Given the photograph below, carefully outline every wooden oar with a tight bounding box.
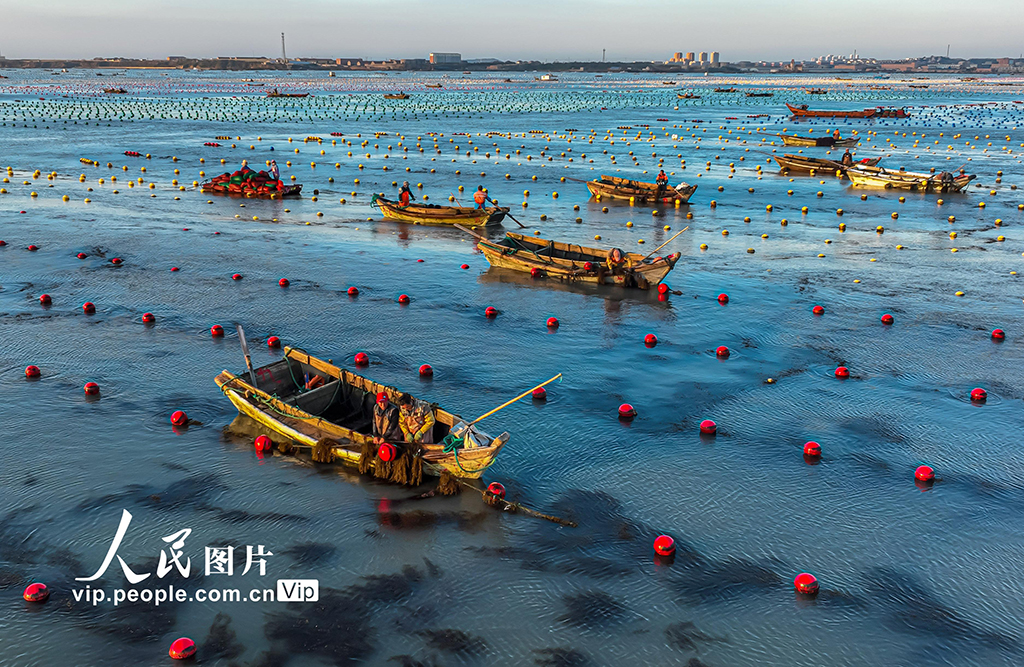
[486,196,527,228]
[453,223,489,242]
[465,374,562,428]
[235,324,258,387]
[639,226,688,262]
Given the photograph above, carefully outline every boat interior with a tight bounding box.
[496,234,606,262]
[243,358,454,442]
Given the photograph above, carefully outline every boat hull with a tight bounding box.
[846,167,974,192]
[373,195,508,226]
[786,103,876,118]
[586,176,697,204]
[477,232,680,289]
[215,348,507,479]
[773,154,881,174]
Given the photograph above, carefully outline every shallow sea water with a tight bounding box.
[1,70,1024,666]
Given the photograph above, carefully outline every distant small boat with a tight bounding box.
[383,93,410,99]
[425,83,443,88]
[786,103,875,118]
[103,88,127,94]
[780,133,860,148]
[806,88,828,94]
[714,87,738,93]
[774,154,881,174]
[586,174,697,204]
[266,89,309,98]
[371,194,508,227]
[746,91,774,97]
[539,74,559,81]
[677,92,701,99]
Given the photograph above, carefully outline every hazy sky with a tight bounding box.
[4,0,1023,62]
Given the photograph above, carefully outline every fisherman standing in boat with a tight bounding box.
[398,181,414,207]
[655,170,669,200]
[841,150,853,167]
[398,393,435,444]
[473,185,488,209]
[832,129,842,141]
[269,159,279,181]
[373,392,402,445]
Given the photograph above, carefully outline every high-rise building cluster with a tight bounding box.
[667,51,720,66]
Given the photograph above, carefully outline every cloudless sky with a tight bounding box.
[4,0,1023,62]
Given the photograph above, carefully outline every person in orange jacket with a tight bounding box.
[473,185,488,209]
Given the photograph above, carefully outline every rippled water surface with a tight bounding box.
[2,69,1024,666]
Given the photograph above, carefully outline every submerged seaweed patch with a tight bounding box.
[416,628,488,655]
[558,591,627,629]
[200,612,245,661]
[279,542,338,566]
[665,621,726,652]
[533,647,591,667]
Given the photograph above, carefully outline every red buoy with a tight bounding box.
[211,324,224,337]
[546,317,559,328]
[583,261,594,271]
[532,387,547,400]
[803,441,821,457]
[812,305,825,316]
[82,302,96,314]
[716,345,730,358]
[461,264,469,269]
[27,245,38,251]
[530,267,542,278]
[699,419,716,434]
[417,259,424,263]
[267,336,281,348]
[84,382,100,396]
[618,403,637,420]
[485,306,498,318]
[717,293,729,304]
[881,313,894,325]
[170,410,188,427]
[794,572,819,595]
[992,329,1006,340]
[835,366,849,378]
[76,252,87,259]
[486,482,506,499]
[915,465,935,482]
[278,278,290,287]
[168,637,197,660]
[24,365,41,378]
[653,534,676,557]
[419,364,433,377]
[231,273,242,280]
[171,266,180,272]
[657,283,669,294]
[970,387,987,402]
[111,257,123,265]
[644,333,658,348]
[254,435,271,452]
[398,294,410,304]
[378,442,396,462]
[347,286,359,296]
[23,583,49,603]
[39,294,51,305]
[354,352,369,366]
[139,312,155,324]
[0,240,6,246]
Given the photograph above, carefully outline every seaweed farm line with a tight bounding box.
[2,69,1024,666]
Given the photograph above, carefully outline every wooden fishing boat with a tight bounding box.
[845,166,975,192]
[383,93,410,99]
[586,175,697,204]
[806,88,828,94]
[780,134,860,148]
[773,154,881,174]
[786,103,876,118]
[677,93,701,99]
[371,194,509,226]
[875,107,910,118]
[466,229,682,289]
[103,88,127,94]
[714,88,738,93]
[746,92,774,97]
[266,90,309,98]
[425,83,443,88]
[216,347,508,479]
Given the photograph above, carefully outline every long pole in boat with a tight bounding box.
[236,324,258,387]
[639,226,688,262]
[465,374,562,428]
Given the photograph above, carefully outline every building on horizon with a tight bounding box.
[686,52,695,63]
[710,51,720,66]
[429,52,462,65]
[668,51,684,62]
[698,51,708,64]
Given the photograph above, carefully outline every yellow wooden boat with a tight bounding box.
[780,134,859,148]
[460,226,681,289]
[371,194,509,226]
[586,175,697,204]
[845,166,975,192]
[216,347,508,479]
[773,154,881,174]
